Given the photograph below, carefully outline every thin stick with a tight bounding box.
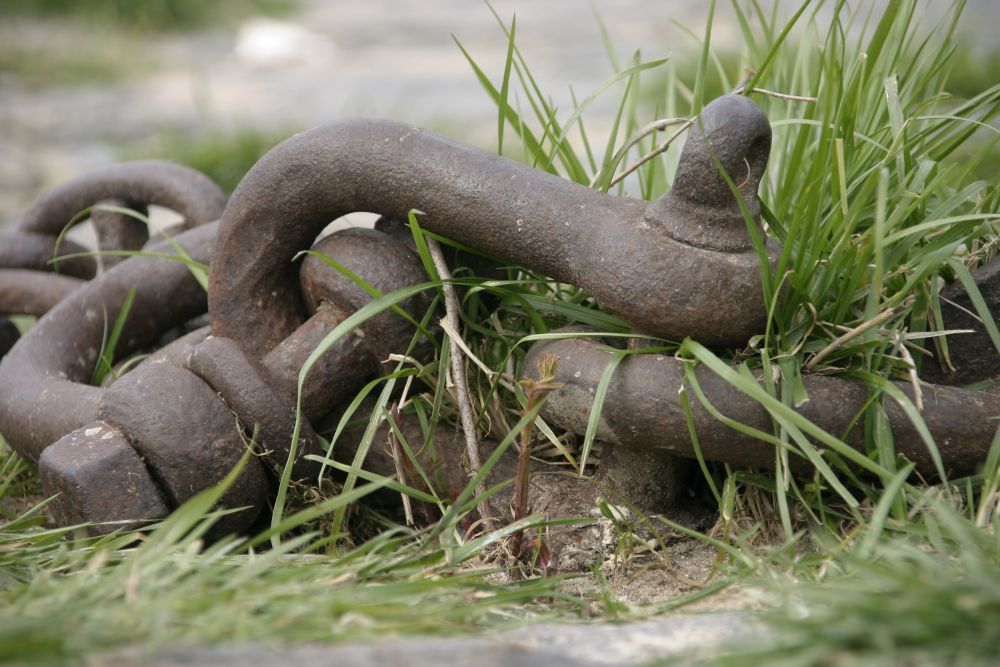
[805,297,915,370]
[387,401,414,526]
[733,85,818,103]
[894,332,924,412]
[608,120,693,188]
[589,117,691,188]
[426,238,495,529]
[439,318,517,390]
[604,85,814,190]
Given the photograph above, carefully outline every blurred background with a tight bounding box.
[1,0,997,224]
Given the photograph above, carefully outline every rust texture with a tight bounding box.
[0,213,435,534]
[0,270,84,316]
[4,95,1000,537]
[0,320,19,359]
[524,330,999,479]
[209,95,778,351]
[16,160,225,240]
[919,259,1000,386]
[0,223,220,533]
[1,161,227,361]
[5,160,224,280]
[0,222,217,463]
[0,231,96,279]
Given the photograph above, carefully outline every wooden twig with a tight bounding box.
[893,332,924,412]
[439,318,517,391]
[589,117,691,188]
[805,297,915,370]
[734,85,818,103]
[608,120,693,188]
[602,84,814,190]
[426,238,495,530]
[387,401,414,526]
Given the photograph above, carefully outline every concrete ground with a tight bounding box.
[97,613,764,667]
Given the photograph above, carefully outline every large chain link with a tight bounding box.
[3,94,1000,538]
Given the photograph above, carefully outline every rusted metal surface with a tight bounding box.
[186,335,321,481]
[16,160,225,240]
[260,304,366,421]
[39,421,170,534]
[0,320,19,359]
[0,161,227,369]
[210,94,777,350]
[2,160,224,282]
[90,200,150,270]
[0,222,217,462]
[0,220,267,532]
[920,257,1000,386]
[0,215,436,533]
[524,331,1000,478]
[6,93,1000,539]
[98,361,270,537]
[0,230,96,279]
[0,269,84,316]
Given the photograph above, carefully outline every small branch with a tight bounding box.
[439,318,517,391]
[387,402,414,526]
[609,120,693,188]
[589,117,691,188]
[805,297,915,370]
[893,332,924,412]
[602,84,813,190]
[732,78,818,103]
[752,87,817,103]
[426,238,495,530]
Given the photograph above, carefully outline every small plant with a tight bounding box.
[510,353,563,558]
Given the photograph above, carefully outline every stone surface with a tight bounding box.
[95,612,763,667]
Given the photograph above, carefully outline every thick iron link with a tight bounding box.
[3,94,1000,538]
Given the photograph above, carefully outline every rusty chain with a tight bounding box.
[0,161,226,359]
[1,94,999,537]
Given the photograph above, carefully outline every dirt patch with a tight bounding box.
[475,460,741,611]
[0,492,47,520]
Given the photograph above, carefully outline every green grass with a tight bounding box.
[0,16,155,87]
[2,0,1000,665]
[134,127,299,194]
[0,455,583,663]
[0,35,147,87]
[659,475,1000,666]
[0,0,297,32]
